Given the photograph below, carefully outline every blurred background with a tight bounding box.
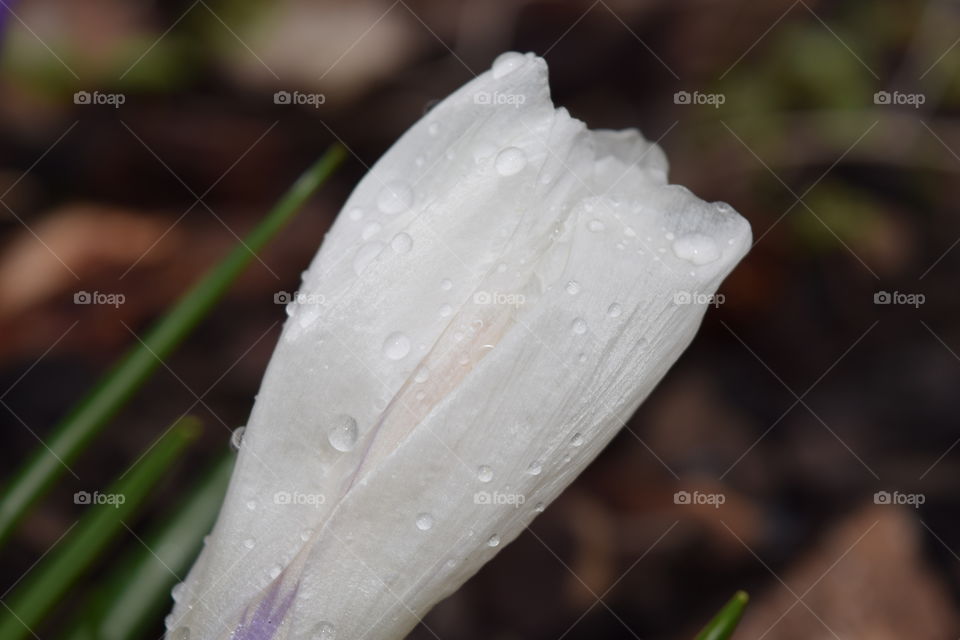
[1,0,958,638]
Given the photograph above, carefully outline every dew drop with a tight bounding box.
[427,122,440,136]
[534,502,545,513]
[492,51,525,79]
[361,222,381,240]
[440,278,453,291]
[527,461,543,476]
[495,147,527,176]
[487,534,501,547]
[439,304,452,317]
[414,367,430,383]
[665,231,676,241]
[416,513,434,531]
[230,426,246,451]
[245,500,257,511]
[572,318,587,335]
[377,181,414,214]
[382,332,411,360]
[269,565,282,579]
[300,528,313,542]
[347,207,364,221]
[477,465,494,483]
[672,233,720,265]
[353,242,383,275]
[571,433,584,447]
[588,219,605,232]
[311,622,337,640]
[607,303,622,318]
[243,538,255,549]
[328,415,359,452]
[565,281,580,295]
[390,232,413,254]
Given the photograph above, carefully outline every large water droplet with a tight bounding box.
[328,415,359,452]
[230,426,246,451]
[477,466,494,483]
[495,147,527,176]
[572,318,587,335]
[377,181,414,214]
[672,233,720,265]
[492,51,525,79]
[382,332,411,360]
[311,622,337,640]
[487,534,501,547]
[416,513,434,531]
[391,232,413,254]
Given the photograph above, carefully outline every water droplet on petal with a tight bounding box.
[588,220,605,232]
[347,207,364,221]
[414,367,430,383]
[672,233,720,265]
[269,565,282,579]
[565,281,580,295]
[477,466,494,483]
[311,622,337,640]
[230,426,246,451]
[416,513,434,531]
[361,221,381,240]
[571,433,584,447]
[572,318,587,335]
[377,181,414,214]
[439,304,452,317]
[390,232,413,254]
[328,415,359,452]
[495,147,527,176]
[427,122,440,136]
[440,278,453,291]
[607,303,622,318]
[492,51,525,79]
[383,332,411,360]
[527,461,542,476]
[243,538,255,549]
[300,529,313,542]
[171,582,185,602]
[245,500,257,511]
[534,502,545,513]
[487,534,501,547]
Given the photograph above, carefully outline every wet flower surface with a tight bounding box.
[167,51,750,640]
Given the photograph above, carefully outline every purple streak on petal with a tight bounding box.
[230,576,300,640]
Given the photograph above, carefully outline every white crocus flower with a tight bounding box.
[167,51,750,640]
